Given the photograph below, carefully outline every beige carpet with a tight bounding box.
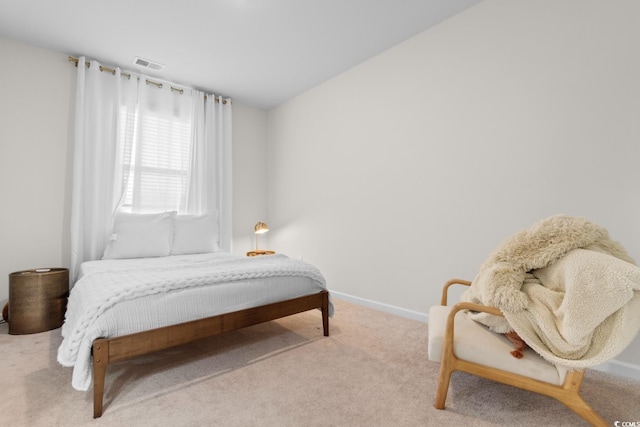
[1,298,638,426]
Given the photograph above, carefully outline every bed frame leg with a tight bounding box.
[322,291,330,336]
[92,339,109,418]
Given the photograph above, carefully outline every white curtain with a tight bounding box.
[70,57,136,283]
[183,92,232,252]
[70,57,232,283]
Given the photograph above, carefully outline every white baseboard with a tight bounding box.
[591,359,640,381]
[330,290,640,382]
[330,291,428,323]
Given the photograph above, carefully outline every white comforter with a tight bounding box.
[57,252,331,391]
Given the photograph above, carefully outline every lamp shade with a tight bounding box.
[254,222,269,234]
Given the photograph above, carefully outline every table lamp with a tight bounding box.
[247,222,275,256]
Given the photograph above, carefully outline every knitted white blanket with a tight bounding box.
[461,215,640,368]
[57,252,329,390]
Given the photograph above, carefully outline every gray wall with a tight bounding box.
[266,0,640,370]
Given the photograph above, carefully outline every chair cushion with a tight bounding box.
[428,305,568,385]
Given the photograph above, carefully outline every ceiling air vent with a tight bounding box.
[133,57,165,71]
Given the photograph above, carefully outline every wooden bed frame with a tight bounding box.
[91,290,330,418]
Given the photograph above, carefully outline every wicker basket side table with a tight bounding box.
[8,268,69,335]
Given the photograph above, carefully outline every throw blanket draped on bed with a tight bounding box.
[58,252,330,390]
[461,215,640,368]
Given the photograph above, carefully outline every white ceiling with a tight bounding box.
[0,0,481,109]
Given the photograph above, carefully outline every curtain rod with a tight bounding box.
[68,56,229,104]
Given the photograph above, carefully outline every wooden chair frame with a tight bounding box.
[434,279,607,427]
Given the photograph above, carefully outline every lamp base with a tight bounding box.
[246,250,276,257]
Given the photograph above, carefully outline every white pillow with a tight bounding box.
[171,213,219,255]
[102,211,176,259]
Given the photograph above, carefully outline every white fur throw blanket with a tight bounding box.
[461,215,640,368]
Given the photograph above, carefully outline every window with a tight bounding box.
[118,99,192,213]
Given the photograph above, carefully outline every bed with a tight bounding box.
[58,219,331,418]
